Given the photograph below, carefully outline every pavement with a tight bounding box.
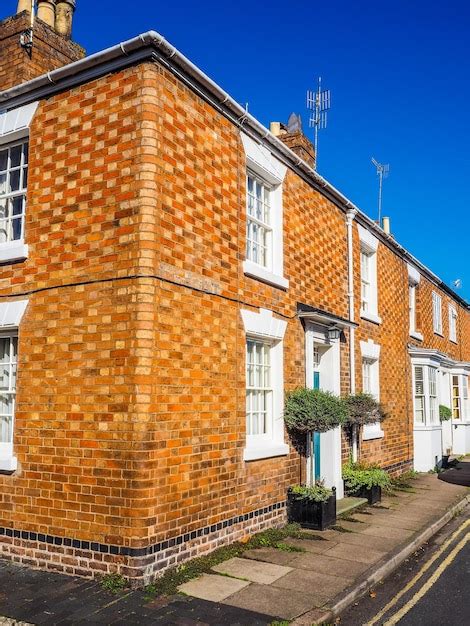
[339,508,470,625]
[0,472,468,625]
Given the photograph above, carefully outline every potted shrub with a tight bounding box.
[287,483,336,530]
[343,393,388,462]
[342,462,390,504]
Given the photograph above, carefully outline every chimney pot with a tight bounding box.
[382,216,391,234]
[16,0,32,14]
[37,0,56,28]
[55,0,76,38]
[270,122,281,137]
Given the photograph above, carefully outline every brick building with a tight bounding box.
[0,1,468,582]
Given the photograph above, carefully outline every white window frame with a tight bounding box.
[240,308,289,461]
[412,362,440,427]
[0,102,38,264]
[241,132,288,290]
[360,339,384,440]
[449,305,457,343]
[0,299,28,471]
[407,264,423,341]
[432,292,443,336]
[357,225,381,325]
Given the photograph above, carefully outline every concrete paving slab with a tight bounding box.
[288,552,370,578]
[222,582,318,620]
[337,496,368,515]
[284,537,339,554]
[360,524,413,540]
[351,513,421,530]
[333,519,369,532]
[243,547,299,566]
[178,573,250,602]
[212,557,292,584]
[272,567,353,602]
[332,530,401,552]
[326,542,386,565]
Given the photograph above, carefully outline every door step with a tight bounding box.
[336,496,368,516]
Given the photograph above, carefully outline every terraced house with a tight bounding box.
[0,1,469,583]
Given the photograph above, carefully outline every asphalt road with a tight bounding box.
[340,508,470,625]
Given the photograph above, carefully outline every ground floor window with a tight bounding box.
[0,334,18,447]
[246,339,272,437]
[413,365,439,425]
[452,374,461,419]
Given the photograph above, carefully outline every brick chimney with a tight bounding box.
[0,1,84,92]
[270,114,316,168]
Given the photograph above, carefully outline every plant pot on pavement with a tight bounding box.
[349,484,382,505]
[287,486,336,531]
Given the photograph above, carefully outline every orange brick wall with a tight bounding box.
[0,50,468,582]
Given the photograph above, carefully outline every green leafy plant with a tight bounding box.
[344,393,388,427]
[284,388,348,433]
[439,404,452,422]
[343,462,391,492]
[101,573,127,594]
[289,482,333,503]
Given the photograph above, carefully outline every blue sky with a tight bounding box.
[6,1,469,299]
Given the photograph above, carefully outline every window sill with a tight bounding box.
[413,424,441,431]
[243,260,289,290]
[0,456,17,472]
[243,442,289,461]
[410,331,424,341]
[0,241,28,264]
[450,338,458,345]
[362,425,384,441]
[360,311,382,325]
[433,331,444,337]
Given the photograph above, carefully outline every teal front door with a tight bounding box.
[313,370,321,481]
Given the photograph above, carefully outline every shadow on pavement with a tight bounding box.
[438,460,470,487]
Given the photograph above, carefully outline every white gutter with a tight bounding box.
[0,29,468,309]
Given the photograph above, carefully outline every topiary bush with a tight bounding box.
[439,404,452,421]
[343,393,388,427]
[284,388,348,433]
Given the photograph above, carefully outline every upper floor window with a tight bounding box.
[449,305,457,343]
[240,132,288,290]
[413,365,439,426]
[357,225,381,325]
[0,141,28,245]
[432,292,442,335]
[246,174,271,269]
[360,251,371,313]
[0,101,38,264]
[407,264,422,341]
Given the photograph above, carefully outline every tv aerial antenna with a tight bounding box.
[453,279,462,290]
[307,77,331,169]
[371,158,389,224]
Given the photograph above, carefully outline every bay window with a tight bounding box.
[413,365,439,426]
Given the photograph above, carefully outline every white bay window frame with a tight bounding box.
[412,361,440,427]
[241,132,288,290]
[0,102,38,264]
[241,308,289,461]
[357,225,381,325]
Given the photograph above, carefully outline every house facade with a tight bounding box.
[0,1,468,583]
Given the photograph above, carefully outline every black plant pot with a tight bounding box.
[347,484,382,505]
[287,487,337,530]
[441,455,450,469]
